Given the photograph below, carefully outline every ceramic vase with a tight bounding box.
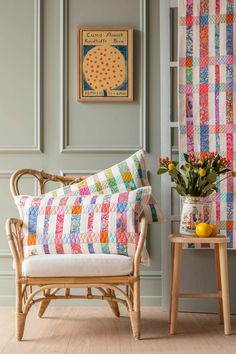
[179,196,212,235]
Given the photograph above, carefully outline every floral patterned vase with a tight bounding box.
[180,196,212,235]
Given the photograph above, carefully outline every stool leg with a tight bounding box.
[168,242,175,324]
[170,243,182,335]
[214,244,223,324]
[218,243,231,335]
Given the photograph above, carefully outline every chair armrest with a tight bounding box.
[5,218,24,278]
[133,215,148,277]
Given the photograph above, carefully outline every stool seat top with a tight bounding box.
[169,234,229,244]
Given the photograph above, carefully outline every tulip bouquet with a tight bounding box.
[157,152,234,197]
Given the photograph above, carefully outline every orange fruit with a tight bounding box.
[195,223,212,237]
[209,224,218,237]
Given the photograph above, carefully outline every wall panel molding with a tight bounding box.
[60,0,147,152]
[60,169,98,176]
[0,271,15,278]
[0,0,42,153]
[0,250,11,258]
[140,270,162,279]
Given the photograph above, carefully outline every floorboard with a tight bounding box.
[0,307,236,354]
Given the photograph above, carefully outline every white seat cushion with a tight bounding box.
[22,254,133,277]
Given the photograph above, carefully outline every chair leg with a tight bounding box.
[16,282,26,341]
[107,289,120,317]
[170,243,182,335]
[214,244,223,324]
[16,312,26,341]
[218,243,231,335]
[38,289,51,318]
[130,279,140,340]
[38,299,51,318]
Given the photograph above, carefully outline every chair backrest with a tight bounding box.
[10,169,89,197]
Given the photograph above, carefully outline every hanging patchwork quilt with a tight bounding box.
[179,0,236,248]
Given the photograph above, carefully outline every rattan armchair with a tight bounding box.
[6,169,148,341]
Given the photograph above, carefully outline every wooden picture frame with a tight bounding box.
[77,27,133,102]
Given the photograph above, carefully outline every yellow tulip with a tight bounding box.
[199,168,206,177]
[232,171,236,177]
[168,163,175,171]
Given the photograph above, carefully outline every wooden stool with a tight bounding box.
[169,234,231,335]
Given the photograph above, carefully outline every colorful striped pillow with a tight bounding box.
[44,150,165,224]
[15,187,151,258]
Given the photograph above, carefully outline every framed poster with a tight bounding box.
[77,27,133,102]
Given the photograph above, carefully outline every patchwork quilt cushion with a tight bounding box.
[44,150,164,224]
[15,187,151,258]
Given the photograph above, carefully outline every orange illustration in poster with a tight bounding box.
[83,46,126,94]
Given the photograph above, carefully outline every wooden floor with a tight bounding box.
[0,307,236,354]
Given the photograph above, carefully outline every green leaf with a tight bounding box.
[169,169,178,176]
[157,168,168,175]
[196,177,208,188]
[204,188,216,197]
[212,154,220,168]
[206,171,217,183]
[175,185,186,196]
[180,164,189,172]
[218,168,230,174]
[183,153,189,162]
[202,183,215,194]
[173,160,179,166]
[179,170,188,189]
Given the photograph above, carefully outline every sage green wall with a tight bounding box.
[0,0,162,305]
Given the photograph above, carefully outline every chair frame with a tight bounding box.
[6,169,148,341]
